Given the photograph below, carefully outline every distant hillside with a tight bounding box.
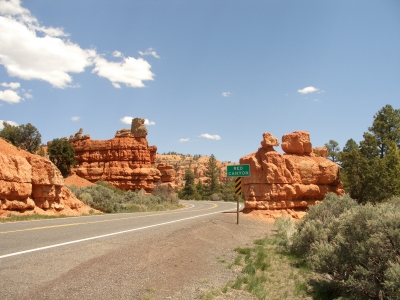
[156,153,238,188]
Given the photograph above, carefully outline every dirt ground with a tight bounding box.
[64,173,95,188]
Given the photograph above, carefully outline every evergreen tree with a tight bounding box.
[179,169,197,199]
[368,104,400,158]
[204,154,220,196]
[0,122,41,154]
[339,105,400,203]
[324,140,340,162]
[195,180,205,199]
[342,138,358,152]
[47,138,77,177]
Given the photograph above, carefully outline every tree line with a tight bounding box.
[325,104,400,203]
[179,154,240,201]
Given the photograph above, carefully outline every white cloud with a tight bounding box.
[92,55,154,88]
[222,91,230,97]
[112,82,121,88]
[120,116,133,124]
[179,138,189,143]
[144,119,155,126]
[113,51,122,58]
[0,89,21,103]
[0,120,18,129]
[24,92,32,99]
[138,47,160,59]
[0,6,95,88]
[1,82,20,89]
[298,86,319,94]
[199,133,221,140]
[71,116,80,121]
[0,0,29,16]
[0,2,154,89]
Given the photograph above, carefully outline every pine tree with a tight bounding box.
[179,169,197,199]
[339,105,400,203]
[204,154,220,196]
[368,104,400,158]
[325,140,340,162]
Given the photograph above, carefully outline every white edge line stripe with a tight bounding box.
[0,206,237,259]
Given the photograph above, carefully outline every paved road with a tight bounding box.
[0,201,236,259]
[0,200,246,299]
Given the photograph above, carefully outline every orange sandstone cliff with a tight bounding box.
[0,138,94,216]
[69,118,163,192]
[240,131,344,211]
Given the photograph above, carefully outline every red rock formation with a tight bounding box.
[312,147,328,158]
[70,121,161,192]
[0,138,94,216]
[156,163,177,190]
[281,131,312,155]
[240,132,344,210]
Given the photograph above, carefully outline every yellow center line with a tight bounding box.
[0,203,219,235]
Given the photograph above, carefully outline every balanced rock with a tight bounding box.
[240,132,343,210]
[0,138,93,216]
[70,120,161,192]
[281,131,312,155]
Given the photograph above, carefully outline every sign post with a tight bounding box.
[226,165,250,225]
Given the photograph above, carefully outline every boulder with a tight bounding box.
[281,131,312,155]
[240,132,344,210]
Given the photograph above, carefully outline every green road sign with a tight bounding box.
[226,164,250,177]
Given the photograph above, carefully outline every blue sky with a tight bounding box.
[0,0,399,162]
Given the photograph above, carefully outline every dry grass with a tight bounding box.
[201,235,315,300]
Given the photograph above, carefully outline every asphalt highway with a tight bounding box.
[0,201,237,259]
[0,200,241,299]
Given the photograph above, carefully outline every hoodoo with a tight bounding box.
[240,131,344,210]
[69,118,163,192]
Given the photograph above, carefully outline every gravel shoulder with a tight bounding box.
[12,210,275,300]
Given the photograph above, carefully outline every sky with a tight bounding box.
[0,0,399,162]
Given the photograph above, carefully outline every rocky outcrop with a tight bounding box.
[240,131,344,210]
[0,138,94,216]
[157,163,177,189]
[70,119,161,192]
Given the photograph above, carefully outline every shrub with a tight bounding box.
[291,194,400,299]
[210,193,221,201]
[274,215,296,250]
[291,192,358,257]
[68,182,182,213]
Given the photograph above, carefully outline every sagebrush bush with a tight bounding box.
[274,215,296,249]
[291,193,400,299]
[291,192,358,257]
[68,182,181,213]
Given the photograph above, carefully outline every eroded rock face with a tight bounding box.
[157,163,177,190]
[240,132,344,210]
[70,124,161,192]
[0,138,93,216]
